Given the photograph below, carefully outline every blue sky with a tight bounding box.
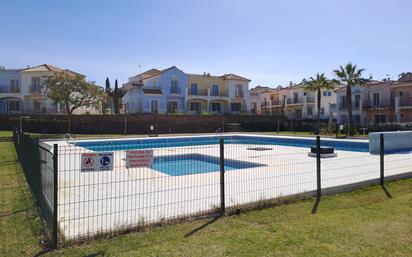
[1,0,411,88]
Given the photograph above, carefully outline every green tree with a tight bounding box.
[102,77,111,114]
[43,72,105,133]
[105,77,111,93]
[303,73,336,135]
[333,63,370,136]
[113,79,119,114]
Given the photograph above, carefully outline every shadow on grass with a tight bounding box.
[381,185,392,198]
[184,216,220,238]
[311,196,321,214]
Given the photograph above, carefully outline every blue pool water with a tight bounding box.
[75,135,370,152]
[152,154,265,176]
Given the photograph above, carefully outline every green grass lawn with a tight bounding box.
[0,132,43,256]
[0,130,411,257]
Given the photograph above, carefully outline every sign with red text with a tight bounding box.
[126,150,153,168]
[81,152,113,172]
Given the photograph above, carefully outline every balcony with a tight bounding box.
[188,88,208,96]
[271,99,283,106]
[186,88,229,99]
[338,102,362,111]
[286,96,315,105]
[0,85,21,93]
[398,97,412,108]
[169,87,181,94]
[29,85,42,94]
[363,99,392,109]
[235,91,244,98]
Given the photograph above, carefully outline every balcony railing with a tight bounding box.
[0,85,21,93]
[30,85,42,94]
[271,99,282,106]
[188,88,208,96]
[363,99,392,109]
[286,96,315,104]
[235,91,244,98]
[399,97,412,107]
[338,102,362,111]
[170,87,181,94]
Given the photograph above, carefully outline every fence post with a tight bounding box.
[316,136,321,199]
[52,144,58,248]
[277,119,280,134]
[380,133,384,185]
[219,137,225,216]
[335,123,338,138]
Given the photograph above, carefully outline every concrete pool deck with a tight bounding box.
[41,134,412,240]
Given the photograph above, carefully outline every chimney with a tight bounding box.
[289,81,293,89]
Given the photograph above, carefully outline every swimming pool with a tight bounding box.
[152,154,265,176]
[75,135,369,152]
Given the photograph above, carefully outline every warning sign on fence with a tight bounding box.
[126,150,153,168]
[81,152,114,172]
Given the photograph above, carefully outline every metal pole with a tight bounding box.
[277,119,280,134]
[316,136,321,199]
[219,137,225,216]
[380,133,384,185]
[124,104,127,136]
[52,144,58,248]
[335,123,338,138]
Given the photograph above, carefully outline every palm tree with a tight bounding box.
[303,73,335,135]
[333,63,369,136]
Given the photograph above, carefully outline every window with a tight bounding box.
[211,84,219,96]
[328,91,332,96]
[10,79,20,93]
[293,92,299,103]
[341,115,347,123]
[319,107,325,115]
[323,91,327,97]
[354,95,361,108]
[151,100,158,113]
[251,103,257,114]
[340,96,346,110]
[354,115,361,125]
[190,102,200,113]
[190,83,198,95]
[230,103,242,112]
[373,93,380,107]
[307,107,313,115]
[211,102,221,112]
[399,91,404,97]
[295,109,302,119]
[374,114,386,124]
[153,80,157,88]
[33,100,46,113]
[31,77,41,93]
[235,85,244,97]
[167,101,178,113]
[9,100,21,112]
[170,79,179,94]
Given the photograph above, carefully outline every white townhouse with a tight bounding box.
[121,66,188,114]
[122,67,253,114]
[0,64,100,115]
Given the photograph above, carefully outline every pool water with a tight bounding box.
[75,135,370,152]
[152,154,265,176]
